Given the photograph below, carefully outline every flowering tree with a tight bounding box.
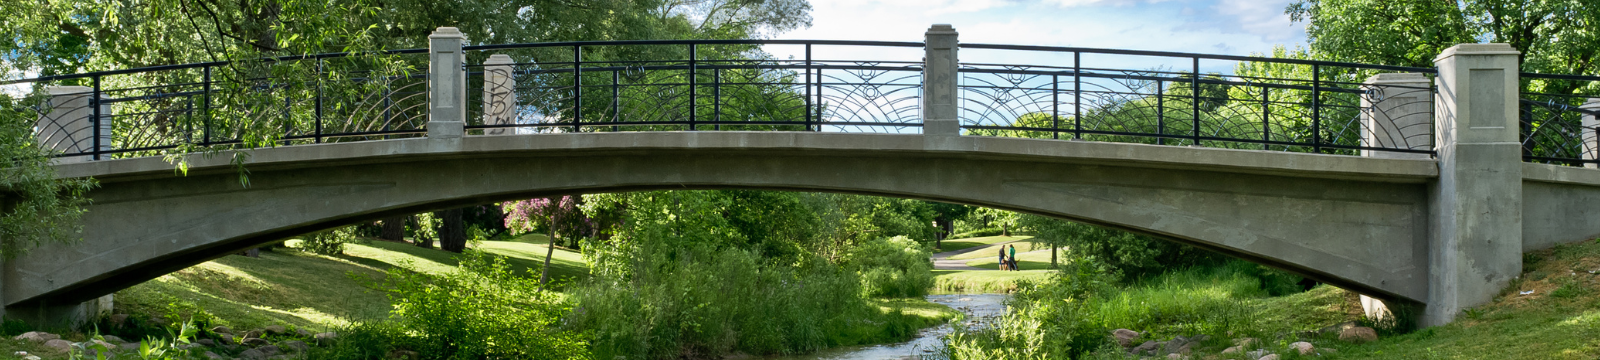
[502,196,591,286]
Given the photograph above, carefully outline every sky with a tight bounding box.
[763,0,1308,69]
[758,0,1313,132]
[775,0,1306,55]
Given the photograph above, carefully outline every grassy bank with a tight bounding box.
[1319,239,1600,359]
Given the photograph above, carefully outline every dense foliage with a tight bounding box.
[1020,214,1219,279]
[0,95,95,258]
[843,235,935,298]
[944,258,1309,360]
[298,225,368,256]
[322,252,589,360]
[567,190,940,358]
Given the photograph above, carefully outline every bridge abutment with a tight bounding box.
[1423,44,1524,327]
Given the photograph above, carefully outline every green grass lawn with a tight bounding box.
[963,248,1068,270]
[936,235,1032,253]
[945,238,1054,261]
[115,236,589,332]
[932,269,1054,294]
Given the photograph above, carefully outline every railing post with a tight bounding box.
[36,86,110,163]
[1424,43,1523,327]
[1582,98,1599,169]
[922,24,959,137]
[427,27,466,139]
[1360,73,1433,159]
[482,54,516,135]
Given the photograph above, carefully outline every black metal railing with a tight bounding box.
[956,44,1438,156]
[12,49,429,160]
[6,39,1531,162]
[1519,72,1600,166]
[459,40,925,134]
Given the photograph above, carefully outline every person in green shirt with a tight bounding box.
[1008,245,1018,271]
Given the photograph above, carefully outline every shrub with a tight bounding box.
[569,243,911,360]
[385,252,587,359]
[319,251,588,360]
[299,226,367,256]
[844,236,935,297]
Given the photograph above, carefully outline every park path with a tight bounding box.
[930,239,1023,271]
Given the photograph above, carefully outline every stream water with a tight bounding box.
[765,294,1009,360]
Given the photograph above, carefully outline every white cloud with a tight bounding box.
[1190,0,1303,42]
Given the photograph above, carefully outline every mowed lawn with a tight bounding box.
[963,248,1068,270]
[937,235,1032,253]
[115,235,588,331]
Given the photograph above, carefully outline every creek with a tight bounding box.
[767,294,1009,360]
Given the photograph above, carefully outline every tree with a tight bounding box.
[0,96,95,258]
[438,208,467,253]
[925,201,974,250]
[1,0,815,178]
[1289,0,1600,94]
[380,216,406,241]
[503,196,590,285]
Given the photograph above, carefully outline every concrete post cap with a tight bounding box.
[484,54,514,65]
[44,86,92,95]
[926,24,957,34]
[1434,43,1519,62]
[1363,72,1430,85]
[429,27,464,39]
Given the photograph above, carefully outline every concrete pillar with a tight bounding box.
[95,294,113,317]
[482,54,517,135]
[428,27,466,139]
[1583,98,1599,169]
[1361,73,1434,159]
[35,86,110,163]
[1425,43,1523,327]
[7,302,91,330]
[922,24,959,138]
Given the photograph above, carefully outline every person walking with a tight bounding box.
[1008,244,1018,271]
[998,246,1009,271]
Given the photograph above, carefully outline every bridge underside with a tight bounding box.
[12,132,1447,313]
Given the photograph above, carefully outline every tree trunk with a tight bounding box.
[1002,223,1010,236]
[1051,245,1058,269]
[381,216,405,241]
[540,228,555,288]
[440,209,466,253]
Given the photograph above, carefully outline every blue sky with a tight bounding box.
[771,0,1307,57]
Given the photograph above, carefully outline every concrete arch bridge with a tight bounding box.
[8,26,1600,328]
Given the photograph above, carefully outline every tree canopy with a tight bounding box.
[2,0,812,75]
[1289,0,1600,79]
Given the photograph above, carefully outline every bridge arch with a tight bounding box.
[14,132,1438,317]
